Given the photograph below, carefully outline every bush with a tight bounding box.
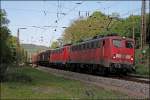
[1,64,32,83]
[0,63,8,81]
[6,72,32,83]
[135,45,149,65]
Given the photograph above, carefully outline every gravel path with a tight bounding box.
[36,66,149,99]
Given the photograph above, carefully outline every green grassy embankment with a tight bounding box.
[135,45,149,76]
[135,64,149,76]
[1,66,129,99]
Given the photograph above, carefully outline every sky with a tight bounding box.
[1,0,149,47]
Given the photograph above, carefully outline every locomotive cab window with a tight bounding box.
[113,39,121,48]
[126,41,133,48]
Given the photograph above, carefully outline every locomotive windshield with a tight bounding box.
[113,39,134,48]
[125,41,133,48]
[113,39,122,48]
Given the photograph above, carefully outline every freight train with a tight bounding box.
[32,35,135,74]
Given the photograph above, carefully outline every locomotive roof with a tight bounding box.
[70,36,134,47]
[49,35,134,51]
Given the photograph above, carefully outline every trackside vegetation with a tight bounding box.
[1,66,131,99]
[0,9,28,81]
[135,45,150,76]
[51,11,149,48]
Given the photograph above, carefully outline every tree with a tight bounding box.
[110,12,120,19]
[0,9,28,80]
[62,10,149,48]
[50,41,59,49]
[0,9,10,26]
[0,9,12,80]
[62,11,109,44]
[0,9,11,63]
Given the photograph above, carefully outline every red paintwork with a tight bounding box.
[32,36,135,68]
[50,48,63,63]
[62,46,70,64]
[110,36,135,65]
[50,45,70,64]
[69,36,134,67]
[69,38,111,66]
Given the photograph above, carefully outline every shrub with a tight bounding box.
[6,72,32,83]
[0,63,8,81]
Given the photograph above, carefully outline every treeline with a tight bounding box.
[0,9,28,80]
[51,11,149,48]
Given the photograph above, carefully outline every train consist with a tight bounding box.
[32,35,135,74]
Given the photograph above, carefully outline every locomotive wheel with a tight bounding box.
[75,64,80,72]
[88,64,93,74]
[97,67,109,76]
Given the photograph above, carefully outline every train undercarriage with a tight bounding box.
[35,61,135,75]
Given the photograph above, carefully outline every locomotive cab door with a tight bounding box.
[99,39,105,65]
[62,46,70,64]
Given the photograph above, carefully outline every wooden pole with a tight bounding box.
[141,0,146,49]
[132,13,135,41]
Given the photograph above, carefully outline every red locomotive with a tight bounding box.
[32,35,135,74]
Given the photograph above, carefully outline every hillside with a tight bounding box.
[21,44,49,54]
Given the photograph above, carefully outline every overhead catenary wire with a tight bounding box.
[10,7,146,30]
[41,1,85,33]
[53,1,85,25]
[3,7,66,15]
[5,1,147,46]
[10,7,145,33]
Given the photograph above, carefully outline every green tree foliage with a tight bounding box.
[62,11,149,47]
[109,15,141,37]
[0,9,9,25]
[62,11,123,44]
[0,9,28,80]
[110,14,149,47]
[62,11,109,44]
[0,9,12,63]
[0,9,12,80]
[50,41,59,49]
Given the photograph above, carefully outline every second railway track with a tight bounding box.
[36,66,149,99]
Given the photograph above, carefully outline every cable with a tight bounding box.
[3,7,66,15]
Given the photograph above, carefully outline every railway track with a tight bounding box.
[36,66,149,99]
[128,74,149,79]
[109,75,150,84]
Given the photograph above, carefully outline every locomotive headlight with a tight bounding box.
[112,54,116,59]
[113,56,116,59]
[130,57,134,61]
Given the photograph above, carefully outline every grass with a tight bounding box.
[1,66,130,99]
[135,64,149,76]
